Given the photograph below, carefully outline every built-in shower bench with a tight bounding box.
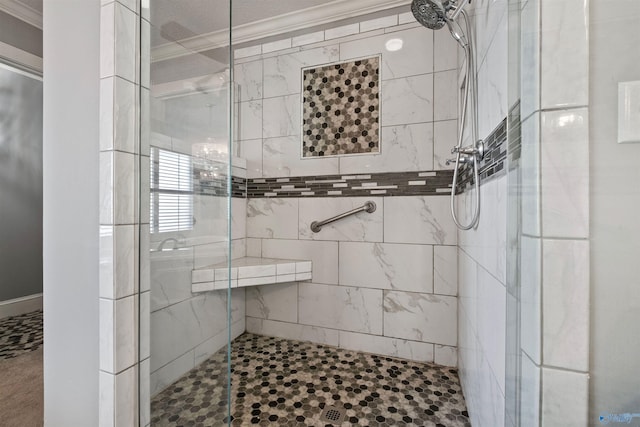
[191,257,312,292]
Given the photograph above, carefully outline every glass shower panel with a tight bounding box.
[508,0,640,425]
[139,1,233,425]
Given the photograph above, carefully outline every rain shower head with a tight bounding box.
[410,0,450,30]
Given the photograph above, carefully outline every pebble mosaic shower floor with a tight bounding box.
[151,333,471,426]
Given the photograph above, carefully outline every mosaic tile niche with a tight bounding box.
[302,56,380,158]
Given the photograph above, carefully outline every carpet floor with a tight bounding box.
[0,310,44,426]
[0,348,43,427]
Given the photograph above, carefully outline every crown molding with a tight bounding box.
[152,0,411,62]
[0,40,42,74]
[0,0,42,29]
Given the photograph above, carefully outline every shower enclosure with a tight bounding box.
[136,0,640,426]
[139,1,235,424]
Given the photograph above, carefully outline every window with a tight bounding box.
[150,147,193,233]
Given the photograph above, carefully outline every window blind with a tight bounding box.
[150,147,194,233]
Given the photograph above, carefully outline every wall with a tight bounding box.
[0,5,43,314]
[0,64,42,308]
[589,0,640,421]
[516,0,591,426]
[237,11,461,366]
[43,0,100,424]
[143,4,246,407]
[455,1,509,427]
[146,151,247,397]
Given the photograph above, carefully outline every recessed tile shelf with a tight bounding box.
[191,257,312,293]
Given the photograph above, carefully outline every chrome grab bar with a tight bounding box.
[310,201,376,233]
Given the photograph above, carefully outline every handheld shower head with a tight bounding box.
[410,0,450,30]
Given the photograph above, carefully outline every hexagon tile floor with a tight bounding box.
[151,333,471,426]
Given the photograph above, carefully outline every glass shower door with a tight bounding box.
[507,0,640,425]
[139,1,234,425]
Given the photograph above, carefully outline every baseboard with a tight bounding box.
[0,293,43,320]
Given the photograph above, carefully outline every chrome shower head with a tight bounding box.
[411,0,450,30]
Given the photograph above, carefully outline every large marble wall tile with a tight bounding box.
[299,197,383,242]
[434,245,457,296]
[150,292,230,371]
[381,74,433,127]
[235,60,263,102]
[298,283,383,334]
[231,198,246,240]
[434,345,458,367]
[384,196,456,245]
[521,113,541,236]
[433,119,457,170]
[434,24,459,72]
[475,350,507,427]
[194,319,245,366]
[541,368,588,427]
[140,291,150,361]
[263,46,339,98]
[338,123,434,174]
[262,135,339,177]
[457,175,507,283]
[238,100,262,141]
[240,138,263,178]
[139,358,150,426]
[540,0,589,109]
[339,242,433,293]
[520,353,540,427]
[150,248,194,312]
[192,195,227,246]
[383,291,456,346]
[470,0,508,67]
[193,241,228,269]
[476,265,506,393]
[247,198,299,239]
[434,70,459,122]
[540,108,589,238]
[246,282,298,323]
[340,27,434,80]
[520,0,540,119]
[246,238,262,257]
[476,11,508,141]
[520,236,541,363]
[262,239,339,285]
[542,239,589,372]
[100,295,138,375]
[458,248,478,323]
[338,331,435,363]
[246,317,340,347]
[100,224,136,299]
[150,349,194,396]
[263,95,300,139]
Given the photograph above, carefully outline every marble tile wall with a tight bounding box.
[245,195,459,366]
[98,1,142,426]
[516,0,591,426]
[235,11,460,179]
[455,1,510,426]
[237,10,461,367]
[146,161,248,401]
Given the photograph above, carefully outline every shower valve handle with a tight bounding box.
[451,140,485,159]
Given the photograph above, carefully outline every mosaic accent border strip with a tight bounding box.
[302,56,380,157]
[456,116,508,193]
[246,170,454,198]
[508,101,522,168]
